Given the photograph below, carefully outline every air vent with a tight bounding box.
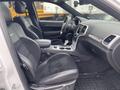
[77,25,88,36]
[104,35,116,44]
[102,34,120,49]
[81,25,87,34]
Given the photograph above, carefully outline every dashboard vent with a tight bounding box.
[81,25,87,34]
[76,24,88,36]
[104,35,116,44]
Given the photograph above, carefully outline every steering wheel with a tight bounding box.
[60,16,76,44]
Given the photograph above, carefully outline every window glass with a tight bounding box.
[76,4,117,21]
[34,2,68,21]
[66,1,117,21]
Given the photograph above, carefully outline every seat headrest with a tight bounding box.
[0,3,12,23]
[14,1,27,14]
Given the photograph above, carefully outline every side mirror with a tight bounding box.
[74,1,79,7]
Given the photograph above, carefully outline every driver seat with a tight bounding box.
[14,1,63,45]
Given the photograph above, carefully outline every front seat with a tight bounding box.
[14,1,63,45]
[0,3,78,90]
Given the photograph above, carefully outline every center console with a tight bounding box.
[44,24,88,54]
[46,40,76,53]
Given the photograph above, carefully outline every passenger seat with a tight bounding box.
[0,3,78,90]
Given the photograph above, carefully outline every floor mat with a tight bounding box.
[75,69,120,90]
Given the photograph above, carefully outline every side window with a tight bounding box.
[34,2,68,21]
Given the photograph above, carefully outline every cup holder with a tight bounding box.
[54,46,57,48]
[53,45,71,51]
[60,47,65,49]
[60,47,71,50]
[66,47,71,50]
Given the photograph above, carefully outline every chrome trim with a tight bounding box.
[88,34,102,43]
[75,24,88,36]
[102,34,120,49]
[73,24,88,50]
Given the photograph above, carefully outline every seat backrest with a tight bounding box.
[14,16,40,39]
[0,3,41,83]
[14,1,43,39]
[8,23,41,82]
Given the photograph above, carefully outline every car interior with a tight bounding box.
[13,1,64,45]
[1,0,120,90]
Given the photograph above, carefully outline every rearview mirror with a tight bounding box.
[74,1,79,7]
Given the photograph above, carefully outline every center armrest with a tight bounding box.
[36,39,51,48]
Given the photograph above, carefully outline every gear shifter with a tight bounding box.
[66,33,73,45]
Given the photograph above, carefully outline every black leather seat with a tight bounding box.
[14,1,63,45]
[0,3,78,90]
[14,1,43,39]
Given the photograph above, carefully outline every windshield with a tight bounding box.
[65,1,118,21]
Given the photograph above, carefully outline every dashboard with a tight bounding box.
[73,17,120,73]
[80,20,120,49]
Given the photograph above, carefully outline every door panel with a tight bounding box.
[39,20,64,39]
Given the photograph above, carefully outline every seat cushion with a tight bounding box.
[35,53,78,85]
